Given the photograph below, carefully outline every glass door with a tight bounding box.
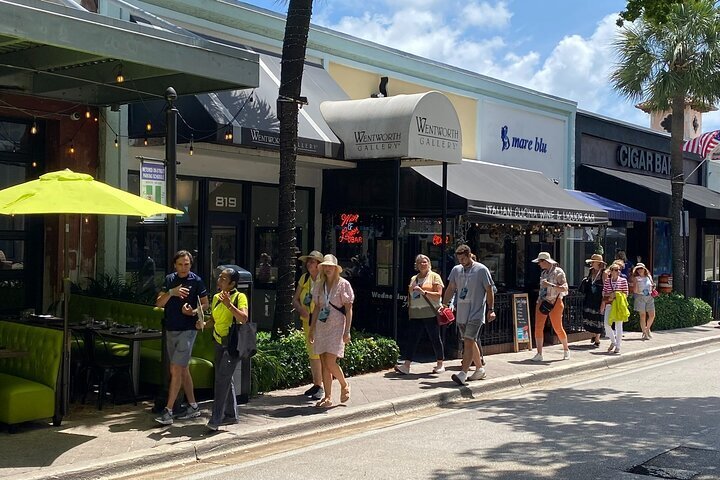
[206,212,245,292]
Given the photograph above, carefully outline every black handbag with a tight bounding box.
[539,299,556,315]
[228,320,257,359]
[223,292,257,359]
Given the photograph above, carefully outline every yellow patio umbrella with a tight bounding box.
[0,169,183,216]
[0,169,183,417]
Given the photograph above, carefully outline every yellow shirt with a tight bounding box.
[211,290,248,343]
[298,272,317,320]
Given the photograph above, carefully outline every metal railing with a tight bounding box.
[480,290,586,346]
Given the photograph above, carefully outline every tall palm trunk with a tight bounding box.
[273,0,313,336]
[670,94,686,296]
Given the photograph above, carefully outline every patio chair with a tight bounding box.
[84,331,136,409]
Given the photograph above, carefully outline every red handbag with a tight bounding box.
[436,306,455,326]
[420,291,455,325]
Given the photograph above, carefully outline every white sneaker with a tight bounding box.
[394,364,410,375]
[451,371,468,385]
[614,347,621,354]
[530,353,544,362]
[469,367,486,380]
[432,365,446,374]
[563,350,570,360]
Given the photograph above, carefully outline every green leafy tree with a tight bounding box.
[611,0,720,295]
[618,0,683,26]
[273,0,313,336]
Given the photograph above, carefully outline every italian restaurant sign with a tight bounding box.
[320,91,462,164]
[473,203,604,224]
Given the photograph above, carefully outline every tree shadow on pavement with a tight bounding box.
[429,387,720,480]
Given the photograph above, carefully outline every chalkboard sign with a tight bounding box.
[512,293,533,352]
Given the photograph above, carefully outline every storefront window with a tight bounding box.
[651,218,672,276]
[251,185,310,286]
[704,235,720,281]
[127,173,199,274]
[0,121,31,154]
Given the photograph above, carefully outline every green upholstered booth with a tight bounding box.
[68,295,215,389]
[0,321,63,427]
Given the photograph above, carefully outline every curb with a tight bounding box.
[13,333,720,480]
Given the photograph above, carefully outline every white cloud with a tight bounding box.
[461,1,513,29]
[318,3,653,129]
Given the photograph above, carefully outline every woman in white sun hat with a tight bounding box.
[531,252,570,362]
[632,263,656,340]
[309,254,355,408]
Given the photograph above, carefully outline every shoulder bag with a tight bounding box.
[226,293,257,359]
[421,291,455,326]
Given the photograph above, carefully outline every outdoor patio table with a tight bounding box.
[95,328,162,394]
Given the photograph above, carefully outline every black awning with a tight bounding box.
[584,166,720,220]
[0,0,258,105]
[129,51,347,158]
[413,160,608,224]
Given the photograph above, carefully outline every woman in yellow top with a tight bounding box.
[395,254,445,375]
[292,250,324,400]
[197,267,248,431]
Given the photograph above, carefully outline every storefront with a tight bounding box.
[0,0,259,313]
[320,93,607,346]
[575,112,720,296]
[126,48,351,327]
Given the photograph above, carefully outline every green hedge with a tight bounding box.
[250,329,399,395]
[625,294,713,331]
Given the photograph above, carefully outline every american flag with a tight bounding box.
[683,130,720,158]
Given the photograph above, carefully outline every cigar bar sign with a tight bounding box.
[616,144,670,175]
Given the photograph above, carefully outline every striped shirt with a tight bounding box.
[602,276,629,298]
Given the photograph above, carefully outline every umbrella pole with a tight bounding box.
[60,216,70,417]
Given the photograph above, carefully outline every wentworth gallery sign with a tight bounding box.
[321,91,462,164]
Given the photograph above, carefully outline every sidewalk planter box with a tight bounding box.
[0,321,63,428]
[68,295,215,389]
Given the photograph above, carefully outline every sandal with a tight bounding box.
[315,398,333,408]
[340,383,351,403]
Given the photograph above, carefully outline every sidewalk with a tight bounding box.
[2,322,720,480]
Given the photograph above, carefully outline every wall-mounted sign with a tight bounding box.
[479,100,567,185]
[479,204,602,224]
[616,144,670,175]
[339,213,362,244]
[240,127,326,156]
[140,159,167,223]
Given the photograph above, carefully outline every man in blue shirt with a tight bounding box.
[154,250,209,425]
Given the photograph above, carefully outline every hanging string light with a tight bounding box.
[146,121,152,132]
[30,121,38,135]
[85,109,91,119]
[143,137,148,146]
[69,142,75,154]
[224,127,233,141]
[189,134,194,156]
[115,64,124,83]
[114,135,119,148]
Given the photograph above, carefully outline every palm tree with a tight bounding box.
[611,0,720,296]
[273,0,313,335]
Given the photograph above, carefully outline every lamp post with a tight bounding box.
[155,87,177,412]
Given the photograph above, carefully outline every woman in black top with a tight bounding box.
[581,254,606,347]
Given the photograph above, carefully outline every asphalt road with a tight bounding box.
[133,347,720,480]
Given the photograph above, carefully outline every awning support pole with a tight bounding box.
[393,158,401,341]
[442,162,448,281]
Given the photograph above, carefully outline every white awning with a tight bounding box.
[320,91,462,165]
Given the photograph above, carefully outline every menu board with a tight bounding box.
[512,293,533,352]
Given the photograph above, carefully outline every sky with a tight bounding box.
[239,0,720,134]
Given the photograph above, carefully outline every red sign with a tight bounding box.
[432,234,450,246]
[339,213,362,244]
